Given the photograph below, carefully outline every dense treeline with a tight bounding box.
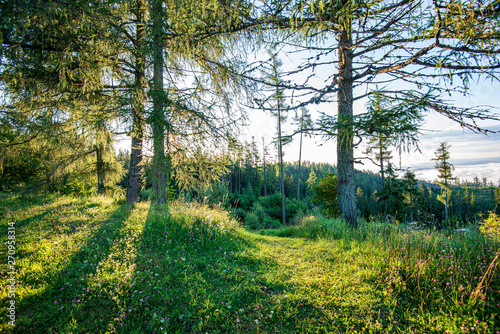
[144,138,500,229]
[1,122,499,229]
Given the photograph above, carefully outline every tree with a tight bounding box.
[306,170,318,192]
[483,177,489,188]
[252,0,500,227]
[313,173,339,218]
[294,107,313,200]
[0,1,137,195]
[433,142,454,220]
[471,191,476,210]
[376,165,406,220]
[474,176,480,188]
[262,137,270,196]
[403,170,419,221]
[150,0,166,205]
[257,52,289,224]
[2,0,256,203]
[356,186,371,220]
[463,188,471,219]
[494,188,500,212]
[362,91,422,191]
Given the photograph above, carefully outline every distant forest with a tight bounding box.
[3,133,498,231]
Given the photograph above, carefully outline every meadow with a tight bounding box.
[0,193,499,333]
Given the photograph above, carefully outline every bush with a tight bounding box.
[480,211,500,241]
[103,184,125,198]
[140,187,153,200]
[440,216,463,230]
[256,193,308,223]
[165,181,178,202]
[198,182,228,206]
[63,173,95,196]
[243,203,281,230]
[244,212,260,229]
[230,207,246,222]
[312,173,339,217]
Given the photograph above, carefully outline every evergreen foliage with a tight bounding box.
[312,173,339,218]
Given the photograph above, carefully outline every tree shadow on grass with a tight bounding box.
[1,200,117,266]
[103,204,354,333]
[0,193,61,229]
[10,203,134,334]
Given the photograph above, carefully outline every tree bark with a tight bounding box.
[297,120,303,201]
[126,0,147,204]
[96,143,105,194]
[151,0,166,205]
[379,137,385,188]
[337,14,357,228]
[278,106,286,225]
[262,138,267,196]
[445,186,449,221]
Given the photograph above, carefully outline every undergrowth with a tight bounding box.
[0,193,499,333]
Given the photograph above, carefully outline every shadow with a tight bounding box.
[12,203,134,333]
[8,200,405,333]
[99,203,343,333]
[2,198,122,265]
[0,193,60,229]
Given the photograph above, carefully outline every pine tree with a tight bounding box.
[255,0,500,227]
[433,142,454,221]
[294,108,312,200]
[403,170,419,222]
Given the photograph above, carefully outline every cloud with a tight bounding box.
[415,163,500,184]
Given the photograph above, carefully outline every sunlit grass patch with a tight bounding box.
[1,195,499,333]
[259,215,500,332]
[0,195,137,332]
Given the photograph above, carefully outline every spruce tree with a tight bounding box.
[433,142,454,221]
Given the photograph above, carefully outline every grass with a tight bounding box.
[1,193,499,333]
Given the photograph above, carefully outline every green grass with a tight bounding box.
[1,194,499,333]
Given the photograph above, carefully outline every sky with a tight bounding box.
[115,27,500,186]
[241,72,500,185]
[115,63,500,185]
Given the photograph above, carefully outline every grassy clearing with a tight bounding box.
[1,194,499,333]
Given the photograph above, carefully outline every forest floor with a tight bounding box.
[0,193,499,333]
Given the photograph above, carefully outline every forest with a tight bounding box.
[1,0,500,333]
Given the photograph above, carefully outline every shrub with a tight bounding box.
[243,203,282,230]
[165,180,178,202]
[140,187,153,200]
[312,173,339,217]
[63,173,95,196]
[198,182,228,206]
[244,212,260,229]
[480,211,500,241]
[256,193,308,223]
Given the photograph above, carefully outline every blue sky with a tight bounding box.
[242,72,500,184]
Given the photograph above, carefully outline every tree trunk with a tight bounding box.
[278,107,286,225]
[297,123,303,201]
[126,135,143,203]
[445,187,449,221]
[96,143,105,194]
[262,139,267,196]
[126,0,147,204]
[379,138,385,188]
[151,0,166,205]
[337,17,357,228]
[238,162,242,195]
[410,194,414,221]
[229,164,233,193]
[379,139,388,213]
